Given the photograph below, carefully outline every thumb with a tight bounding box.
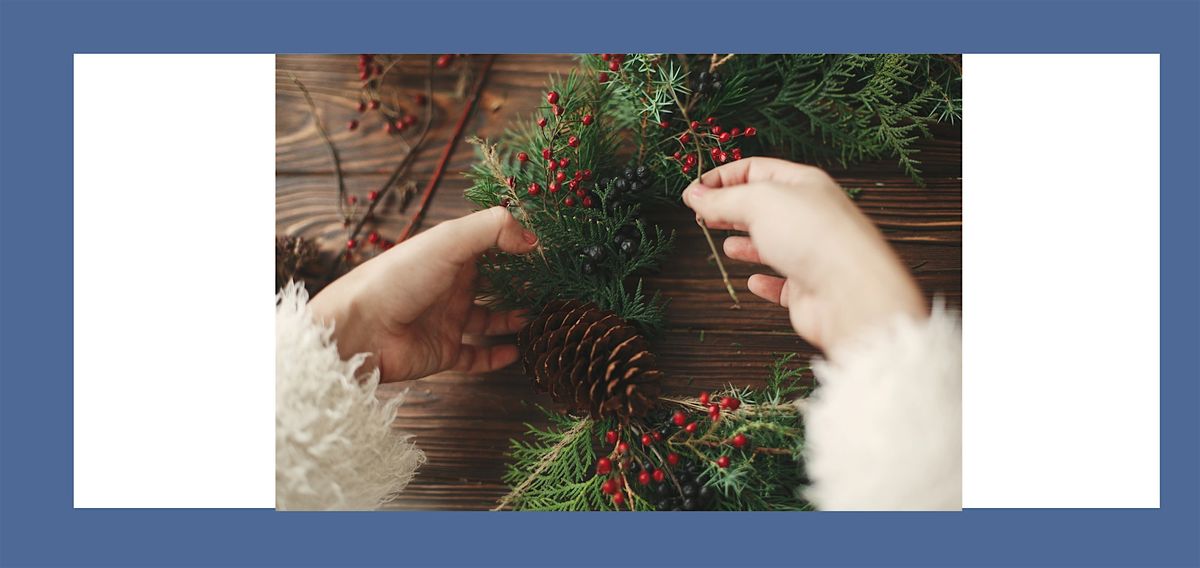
[683,182,759,228]
[433,206,538,264]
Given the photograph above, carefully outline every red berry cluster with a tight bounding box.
[348,54,424,134]
[594,427,679,508]
[594,53,628,84]
[514,90,599,210]
[670,391,747,468]
[668,117,756,174]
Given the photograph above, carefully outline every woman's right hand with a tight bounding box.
[682,157,926,355]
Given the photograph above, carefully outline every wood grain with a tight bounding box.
[275,54,962,510]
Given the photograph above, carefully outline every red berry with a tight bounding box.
[597,457,612,475]
[367,231,380,244]
[559,157,570,168]
[517,152,529,162]
[556,171,567,183]
[367,190,379,202]
[403,114,417,126]
[745,127,757,137]
[598,72,609,83]
[721,397,741,411]
[506,176,516,188]
[546,91,559,105]
[575,188,586,198]
[359,69,369,81]
[717,456,731,468]
[358,54,371,66]
[705,117,716,125]
[681,164,692,174]
[548,182,560,194]
[732,148,743,160]
[548,160,558,171]
[601,53,611,61]
[712,125,723,135]
[638,471,651,485]
[414,93,427,105]
[608,60,620,72]
[356,101,366,113]
[542,148,553,160]
[537,117,547,128]
[667,453,680,466]
[564,196,576,207]
[617,441,629,454]
[652,431,663,442]
[612,492,625,506]
[672,151,682,161]
[394,120,407,132]
[710,147,722,160]
[684,154,697,166]
[436,54,453,68]
[582,195,595,208]
[709,404,721,420]
[689,120,699,130]
[601,478,618,494]
[698,391,710,405]
[369,99,380,110]
[553,104,564,116]
[582,114,594,126]
[659,120,669,129]
[719,132,732,143]
[347,120,359,131]
[685,422,698,434]
[568,179,580,191]
[605,430,618,444]
[346,238,357,249]
[679,133,691,144]
[652,469,665,483]
[385,122,397,134]
[347,195,358,205]
[672,410,687,426]
[568,135,580,147]
[731,127,741,136]
[731,433,748,448]
[528,183,541,196]
[582,169,593,179]
[641,433,653,446]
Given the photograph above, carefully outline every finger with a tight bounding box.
[429,206,539,265]
[723,236,761,264]
[747,274,788,307]
[450,343,519,374]
[691,156,823,189]
[444,262,479,324]
[463,305,528,335]
[682,183,757,228]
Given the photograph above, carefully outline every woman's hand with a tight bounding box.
[683,157,925,354]
[308,207,538,383]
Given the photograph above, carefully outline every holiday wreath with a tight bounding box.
[457,54,962,510]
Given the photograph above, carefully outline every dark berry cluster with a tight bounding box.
[599,165,653,213]
[691,70,724,97]
[642,460,718,511]
[578,225,640,276]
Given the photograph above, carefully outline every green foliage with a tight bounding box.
[500,355,814,511]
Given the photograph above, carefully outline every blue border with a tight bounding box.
[1,0,1197,566]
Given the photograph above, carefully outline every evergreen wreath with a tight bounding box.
[464,54,961,511]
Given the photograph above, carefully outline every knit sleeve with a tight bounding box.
[800,302,961,511]
[275,281,425,510]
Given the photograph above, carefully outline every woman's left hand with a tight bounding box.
[308,207,539,383]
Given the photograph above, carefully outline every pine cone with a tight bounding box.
[517,300,663,420]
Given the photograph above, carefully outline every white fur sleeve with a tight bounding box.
[275,281,425,510]
[800,302,961,510]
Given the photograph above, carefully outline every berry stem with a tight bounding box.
[287,72,347,221]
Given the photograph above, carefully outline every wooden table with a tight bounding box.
[276,54,962,510]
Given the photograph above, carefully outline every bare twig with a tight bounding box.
[287,72,347,217]
[396,54,496,244]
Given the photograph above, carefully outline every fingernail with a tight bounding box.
[522,229,538,245]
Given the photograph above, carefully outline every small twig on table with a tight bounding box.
[287,73,347,218]
[396,54,496,244]
[325,62,437,280]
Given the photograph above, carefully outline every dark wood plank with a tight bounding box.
[275,54,961,510]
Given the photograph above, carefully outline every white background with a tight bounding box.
[73,54,1160,509]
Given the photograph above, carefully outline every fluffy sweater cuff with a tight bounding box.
[801,302,962,511]
[275,281,424,510]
